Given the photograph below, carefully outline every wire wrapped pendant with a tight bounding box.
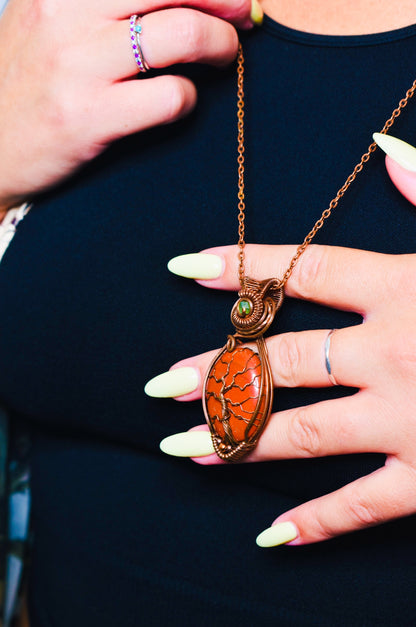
[203,277,284,461]
[201,44,416,462]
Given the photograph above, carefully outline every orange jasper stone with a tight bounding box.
[204,345,266,447]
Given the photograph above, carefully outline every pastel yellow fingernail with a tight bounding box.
[144,367,199,398]
[160,431,215,457]
[373,133,416,172]
[167,253,223,280]
[250,0,264,25]
[256,522,298,548]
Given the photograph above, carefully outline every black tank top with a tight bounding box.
[2,16,416,626]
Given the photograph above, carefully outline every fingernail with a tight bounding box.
[144,367,199,398]
[167,253,223,280]
[250,0,264,25]
[373,133,416,172]
[160,431,215,457]
[256,522,298,548]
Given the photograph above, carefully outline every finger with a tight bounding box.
[163,322,379,403]
[194,244,409,313]
[97,75,197,141]
[259,324,375,389]
[249,391,399,463]
[372,133,416,206]
[102,9,239,79]
[261,458,416,545]
[103,0,256,30]
[385,156,416,206]
[161,390,401,466]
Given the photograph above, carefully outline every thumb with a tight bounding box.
[373,133,416,206]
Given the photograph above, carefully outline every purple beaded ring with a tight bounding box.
[129,15,150,73]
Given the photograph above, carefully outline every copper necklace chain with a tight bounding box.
[202,44,416,462]
[236,43,416,287]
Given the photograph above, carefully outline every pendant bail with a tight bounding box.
[231,277,284,339]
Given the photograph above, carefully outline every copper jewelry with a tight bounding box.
[130,15,150,73]
[202,43,416,462]
[324,329,338,386]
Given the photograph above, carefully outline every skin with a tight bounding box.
[171,242,416,544]
[261,0,416,35]
[161,1,416,547]
[1,0,416,217]
[385,156,416,205]
[2,0,416,546]
[0,0,254,215]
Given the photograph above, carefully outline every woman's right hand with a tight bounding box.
[0,0,259,211]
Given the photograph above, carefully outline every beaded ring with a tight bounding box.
[129,15,150,73]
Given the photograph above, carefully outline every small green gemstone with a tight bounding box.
[237,299,252,318]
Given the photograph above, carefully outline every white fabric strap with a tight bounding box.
[0,203,31,262]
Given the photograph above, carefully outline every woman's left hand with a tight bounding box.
[148,242,416,546]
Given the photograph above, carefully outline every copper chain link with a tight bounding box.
[236,43,416,288]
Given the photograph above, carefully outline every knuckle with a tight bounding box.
[40,85,75,135]
[219,24,239,62]
[162,76,193,122]
[345,493,381,527]
[40,80,97,156]
[177,11,207,59]
[309,507,335,541]
[392,255,416,297]
[293,245,329,298]
[226,0,250,19]
[382,327,416,377]
[37,51,85,136]
[288,409,322,457]
[275,333,302,387]
[398,331,416,366]
[48,91,86,139]
[402,460,416,485]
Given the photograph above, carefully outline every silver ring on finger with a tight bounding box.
[324,329,339,386]
[130,15,150,73]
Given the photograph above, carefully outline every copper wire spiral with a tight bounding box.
[231,277,284,338]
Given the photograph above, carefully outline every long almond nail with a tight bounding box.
[373,133,416,172]
[167,253,223,279]
[250,0,264,25]
[256,522,298,548]
[160,431,215,457]
[144,367,199,398]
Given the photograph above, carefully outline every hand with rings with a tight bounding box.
[0,0,260,213]
[147,234,416,546]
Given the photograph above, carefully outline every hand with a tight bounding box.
[0,0,259,210]
[148,243,416,547]
[145,132,416,547]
